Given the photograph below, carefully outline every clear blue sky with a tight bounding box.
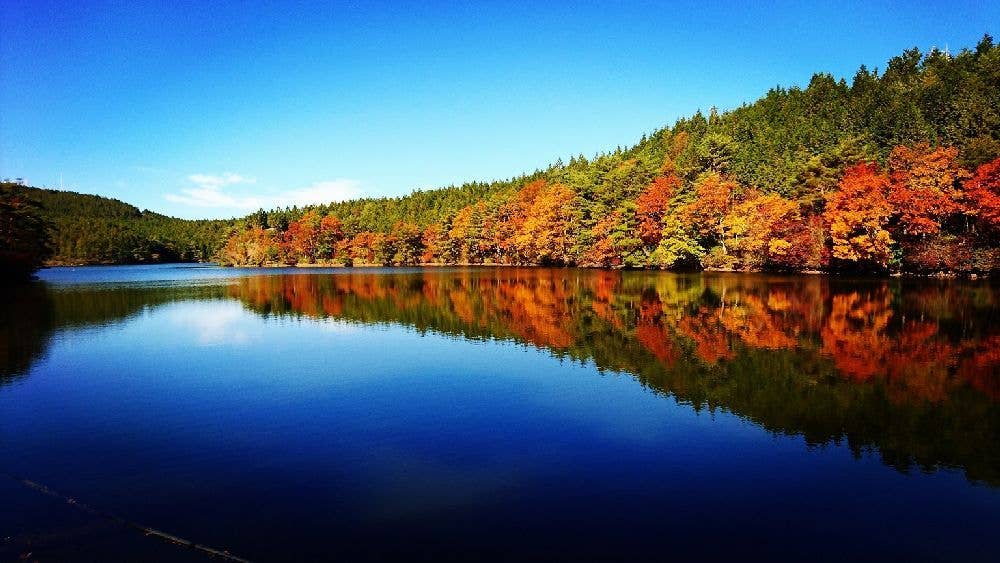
[1,1,997,218]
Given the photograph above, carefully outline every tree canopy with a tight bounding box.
[0,184,53,281]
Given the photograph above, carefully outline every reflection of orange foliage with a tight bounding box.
[819,288,968,403]
[633,292,679,366]
[448,286,479,327]
[883,321,956,403]
[717,294,798,350]
[638,295,662,322]
[678,307,734,365]
[821,289,893,380]
[495,272,575,349]
[673,281,808,364]
[590,271,623,328]
[225,271,998,405]
[420,278,441,306]
[958,336,1000,400]
[636,324,679,366]
[321,294,343,317]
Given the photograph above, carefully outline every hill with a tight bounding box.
[1,184,234,265]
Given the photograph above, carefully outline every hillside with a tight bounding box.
[2,184,234,265]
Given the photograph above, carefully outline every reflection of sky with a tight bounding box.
[163,302,256,345]
[3,293,998,561]
[35,262,432,285]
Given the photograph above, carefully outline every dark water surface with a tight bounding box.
[2,264,999,561]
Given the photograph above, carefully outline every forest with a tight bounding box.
[219,36,1000,274]
[0,183,235,267]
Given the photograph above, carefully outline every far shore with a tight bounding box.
[39,260,991,279]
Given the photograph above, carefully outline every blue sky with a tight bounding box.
[1,1,997,219]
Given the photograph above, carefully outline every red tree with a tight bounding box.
[965,157,1000,230]
[824,163,895,267]
[635,174,680,246]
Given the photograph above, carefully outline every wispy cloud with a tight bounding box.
[280,180,361,207]
[187,172,256,189]
[164,173,362,213]
[165,186,247,208]
[132,165,172,175]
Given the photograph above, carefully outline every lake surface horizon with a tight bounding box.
[2,264,999,561]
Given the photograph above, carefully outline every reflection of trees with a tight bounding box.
[227,270,1000,486]
[1,283,227,383]
[228,271,999,408]
[1,284,54,383]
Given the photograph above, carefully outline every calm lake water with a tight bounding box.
[2,264,999,561]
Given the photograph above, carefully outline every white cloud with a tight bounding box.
[187,172,256,189]
[165,187,249,208]
[164,175,362,213]
[279,180,361,207]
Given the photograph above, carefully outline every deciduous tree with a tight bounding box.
[825,163,895,268]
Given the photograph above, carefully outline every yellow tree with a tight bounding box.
[516,183,579,264]
[721,190,800,268]
[679,172,738,251]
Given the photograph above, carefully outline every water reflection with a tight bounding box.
[1,282,226,382]
[225,270,1000,401]
[1,285,53,384]
[225,269,1000,485]
[4,269,999,485]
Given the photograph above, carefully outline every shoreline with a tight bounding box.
[41,261,991,279]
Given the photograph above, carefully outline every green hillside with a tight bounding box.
[2,184,234,265]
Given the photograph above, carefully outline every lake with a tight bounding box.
[2,264,999,561]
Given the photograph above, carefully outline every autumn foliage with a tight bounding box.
[824,163,895,267]
[221,152,1000,274]
[965,158,1000,230]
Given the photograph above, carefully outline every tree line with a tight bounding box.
[222,36,1000,274]
[223,147,1000,273]
[0,182,236,275]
